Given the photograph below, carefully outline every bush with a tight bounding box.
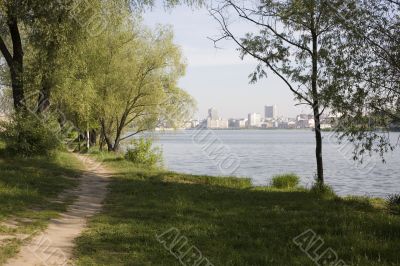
[270,174,300,189]
[124,138,163,168]
[310,181,336,199]
[387,194,400,214]
[0,114,62,157]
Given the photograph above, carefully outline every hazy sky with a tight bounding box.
[142,4,309,119]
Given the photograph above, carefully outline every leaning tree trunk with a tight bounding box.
[0,17,27,112]
[112,112,128,152]
[100,119,114,151]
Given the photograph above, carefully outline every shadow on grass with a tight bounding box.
[0,148,82,219]
[75,168,400,266]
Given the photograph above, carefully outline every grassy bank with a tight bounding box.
[0,142,83,263]
[75,152,400,266]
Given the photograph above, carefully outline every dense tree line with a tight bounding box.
[0,0,194,153]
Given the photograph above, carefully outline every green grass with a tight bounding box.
[270,173,300,189]
[74,151,400,266]
[0,142,83,263]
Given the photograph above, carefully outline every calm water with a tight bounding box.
[141,130,400,198]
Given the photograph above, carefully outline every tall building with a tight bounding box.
[208,108,219,120]
[206,108,228,129]
[248,113,261,127]
[265,105,277,119]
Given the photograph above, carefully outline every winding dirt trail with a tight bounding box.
[5,154,110,266]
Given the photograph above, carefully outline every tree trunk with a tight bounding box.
[9,19,25,111]
[10,63,25,111]
[113,137,121,152]
[90,129,97,147]
[78,134,81,152]
[100,119,114,151]
[99,130,105,151]
[112,112,128,152]
[105,135,113,152]
[311,15,324,184]
[313,109,324,184]
[86,130,90,150]
[0,17,26,112]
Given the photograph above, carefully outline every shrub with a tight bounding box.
[124,137,163,168]
[0,114,62,157]
[310,181,336,199]
[270,174,300,189]
[387,194,400,214]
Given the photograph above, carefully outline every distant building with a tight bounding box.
[228,119,237,128]
[261,121,274,128]
[206,108,228,129]
[229,118,247,128]
[208,108,219,120]
[278,121,288,129]
[207,118,228,129]
[248,113,261,127]
[296,114,315,128]
[183,119,200,129]
[265,105,277,119]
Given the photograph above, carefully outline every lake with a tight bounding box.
[140,129,400,198]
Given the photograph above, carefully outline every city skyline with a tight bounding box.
[202,105,284,120]
[143,2,310,118]
[192,106,333,130]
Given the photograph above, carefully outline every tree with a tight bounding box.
[90,21,194,151]
[0,0,27,111]
[54,12,195,152]
[325,0,400,160]
[0,0,90,112]
[210,0,354,184]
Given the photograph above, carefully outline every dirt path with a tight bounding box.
[5,154,110,266]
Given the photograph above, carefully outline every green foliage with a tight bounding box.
[0,114,62,157]
[387,194,400,215]
[124,138,162,167]
[54,11,195,151]
[310,182,337,200]
[270,174,300,189]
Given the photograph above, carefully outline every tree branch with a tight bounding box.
[0,36,12,67]
[227,1,313,56]
[210,7,312,105]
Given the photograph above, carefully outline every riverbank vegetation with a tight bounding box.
[0,0,399,264]
[0,142,83,263]
[0,0,398,186]
[74,151,400,265]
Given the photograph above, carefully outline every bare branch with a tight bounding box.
[209,7,312,105]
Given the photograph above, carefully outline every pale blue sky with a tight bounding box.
[142,4,307,119]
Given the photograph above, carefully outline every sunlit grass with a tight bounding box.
[75,152,400,266]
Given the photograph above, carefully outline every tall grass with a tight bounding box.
[270,174,300,189]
